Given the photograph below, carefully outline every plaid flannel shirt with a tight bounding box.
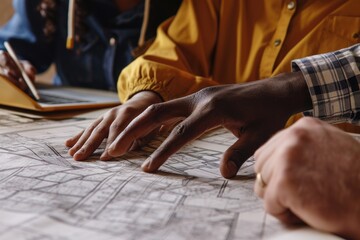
[292,44,360,125]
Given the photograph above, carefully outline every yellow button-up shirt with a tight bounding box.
[118,0,360,105]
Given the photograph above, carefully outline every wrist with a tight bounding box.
[270,71,313,115]
[130,90,163,104]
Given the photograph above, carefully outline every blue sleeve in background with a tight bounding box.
[0,0,54,73]
[0,0,182,90]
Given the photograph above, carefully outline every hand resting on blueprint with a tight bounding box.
[0,50,36,91]
[254,117,360,240]
[102,71,312,178]
[65,91,162,160]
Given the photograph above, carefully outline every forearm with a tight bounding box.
[268,71,313,116]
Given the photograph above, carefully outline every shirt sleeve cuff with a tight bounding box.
[291,45,360,124]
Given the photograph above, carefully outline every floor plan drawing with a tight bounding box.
[0,112,339,240]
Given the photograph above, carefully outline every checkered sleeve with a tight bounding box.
[292,44,360,124]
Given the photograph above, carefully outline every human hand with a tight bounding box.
[0,50,36,91]
[65,91,162,161]
[105,72,312,178]
[254,117,360,239]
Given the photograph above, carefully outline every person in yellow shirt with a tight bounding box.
[65,0,360,167]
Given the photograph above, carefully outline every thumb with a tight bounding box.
[220,132,264,179]
[128,127,159,152]
[22,62,37,82]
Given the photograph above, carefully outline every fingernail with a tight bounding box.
[68,147,76,155]
[226,161,238,177]
[73,153,82,161]
[141,158,151,171]
[73,148,86,161]
[100,152,111,161]
[64,139,71,147]
[68,149,74,156]
[107,145,115,154]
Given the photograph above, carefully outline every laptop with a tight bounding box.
[0,76,120,112]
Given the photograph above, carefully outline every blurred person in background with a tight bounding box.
[0,0,181,91]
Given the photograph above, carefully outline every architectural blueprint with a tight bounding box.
[0,111,341,240]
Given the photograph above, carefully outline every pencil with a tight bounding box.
[4,41,40,100]
[66,0,75,49]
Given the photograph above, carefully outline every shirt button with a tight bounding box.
[353,32,360,39]
[274,39,282,47]
[109,37,116,46]
[287,1,296,10]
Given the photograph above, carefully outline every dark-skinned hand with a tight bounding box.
[104,71,312,178]
[65,91,162,161]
